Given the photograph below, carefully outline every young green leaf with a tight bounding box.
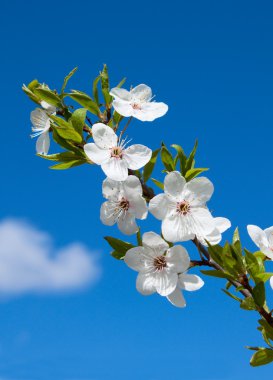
[151,178,164,190]
[250,348,273,367]
[171,144,187,174]
[68,91,100,115]
[61,67,78,94]
[49,160,86,170]
[161,146,175,171]
[143,148,160,183]
[69,108,87,136]
[104,236,135,259]
[185,168,208,181]
[33,87,62,108]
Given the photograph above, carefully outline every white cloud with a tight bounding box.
[0,219,101,296]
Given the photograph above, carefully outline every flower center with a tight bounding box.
[119,197,129,211]
[131,102,142,110]
[153,256,167,271]
[111,146,123,158]
[177,200,190,215]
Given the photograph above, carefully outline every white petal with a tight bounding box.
[142,231,169,254]
[101,158,128,181]
[270,276,273,290]
[31,109,51,132]
[123,175,142,199]
[41,101,56,113]
[131,84,152,102]
[190,207,216,236]
[264,226,273,248]
[117,214,138,235]
[153,271,178,296]
[136,273,156,295]
[133,102,168,122]
[92,123,117,149]
[36,132,50,155]
[167,287,186,308]
[102,177,121,200]
[166,245,190,273]
[247,225,269,250]
[199,228,222,246]
[110,87,132,101]
[162,215,195,243]
[129,195,148,220]
[112,100,133,117]
[164,171,186,201]
[123,144,152,170]
[100,202,116,226]
[149,194,171,220]
[214,217,231,233]
[184,177,214,206]
[179,274,204,292]
[84,143,111,164]
[124,247,146,271]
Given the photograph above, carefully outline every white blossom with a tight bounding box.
[167,273,204,308]
[100,175,148,235]
[110,84,168,122]
[84,123,152,181]
[247,224,273,290]
[30,101,56,155]
[197,217,231,246]
[124,231,192,299]
[149,171,219,243]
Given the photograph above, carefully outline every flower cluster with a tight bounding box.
[29,81,232,308]
[24,67,273,366]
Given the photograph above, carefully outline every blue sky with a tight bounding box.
[1,0,273,378]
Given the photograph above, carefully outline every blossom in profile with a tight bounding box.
[149,171,217,243]
[124,231,191,298]
[30,101,56,155]
[247,224,273,289]
[197,217,231,246]
[100,175,148,235]
[110,84,168,122]
[84,123,152,181]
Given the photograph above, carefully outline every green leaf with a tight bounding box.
[233,227,240,244]
[151,178,164,190]
[245,249,264,282]
[104,236,134,260]
[259,319,273,341]
[253,282,266,307]
[171,144,187,175]
[28,79,40,92]
[69,108,87,136]
[61,67,78,94]
[250,348,273,367]
[207,244,224,266]
[255,273,273,282]
[49,160,86,170]
[185,140,198,171]
[143,148,160,183]
[22,84,40,104]
[100,64,111,106]
[222,289,241,302]
[50,115,82,143]
[240,297,256,311]
[116,77,126,88]
[161,146,175,171]
[52,129,82,153]
[200,269,233,281]
[93,75,101,105]
[68,91,100,115]
[185,168,209,181]
[33,87,62,108]
[37,151,85,162]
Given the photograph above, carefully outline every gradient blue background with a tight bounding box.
[1,0,273,378]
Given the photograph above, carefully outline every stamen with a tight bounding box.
[111,146,123,158]
[153,256,167,271]
[176,200,190,216]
